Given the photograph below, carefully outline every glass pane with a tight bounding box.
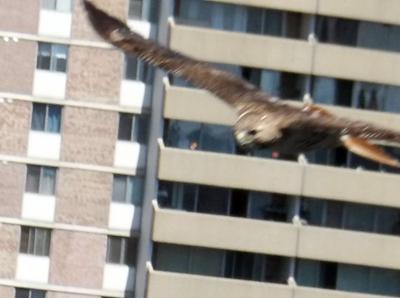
[197,186,229,215]
[46,105,61,133]
[40,167,56,195]
[133,115,148,144]
[56,0,72,12]
[112,175,127,203]
[128,0,143,19]
[26,165,41,193]
[124,237,138,266]
[107,237,123,264]
[125,55,139,80]
[41,0,56,10]
[336,264,369,293]
[166,121,201,149]
[296,259,321,287]
[19,227,30,254]
[181,184,196,211]
[52,44,68,72]
[37,43,51,70]
[369,267,400,296]
[127,176,144,205]
[34,228,50,256]
[200,124,234,153]
[154,243,190,273]
[118,113,133,141]
[31,103,46,131]
[190,247,223,276]
[15,288,29,298]
[343,204,375,232]
[31,289,46,298]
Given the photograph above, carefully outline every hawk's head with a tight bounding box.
[233,111,282,149]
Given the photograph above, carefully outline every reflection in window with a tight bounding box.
[31,103,62,133]
[20,226,51,256]
[154,243,289,283]
[165,120,235,154]
[118,113,149,144]
[112,174,144,206]
[37,42,68,72]
[106,236,138,266]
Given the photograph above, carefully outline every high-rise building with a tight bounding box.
[1,1,400,298]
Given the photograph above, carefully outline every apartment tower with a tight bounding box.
[1,1,400,298]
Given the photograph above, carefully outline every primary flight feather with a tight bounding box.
[83,0,400,167]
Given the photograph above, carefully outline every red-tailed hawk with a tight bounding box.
[84,0,400,167]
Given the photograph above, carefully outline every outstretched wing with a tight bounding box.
[83,0,276,110]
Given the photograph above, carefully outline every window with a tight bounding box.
[124,55,154,84]
[25,165,57,195]
[128,0,143,19]
[15,288,46,298]
[19,227,51,256]
[118,113,149,143]
[112,174,144,205]
[106,236,137,266]
[31,103,62,133]
[41,0,73,12]
[37,42,68,72]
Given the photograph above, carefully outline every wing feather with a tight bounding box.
[83,0,275,110]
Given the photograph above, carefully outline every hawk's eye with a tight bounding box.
[248,129,258,136]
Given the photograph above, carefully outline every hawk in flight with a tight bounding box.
[84,0,400,167]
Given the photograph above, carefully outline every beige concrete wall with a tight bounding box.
[0,0,39,33]
[55,168,112,227]
[71,0,128,40]
[0,163,25,218]
[60,106,117,166]
[170,24,312,74]
[49,230,106,288]
[148,270,293,298]
[0,224,19,279]
[0,101,31,156]
[0,286,14,298]
[210,0,317,13]
[298,226,400,270]
[158,146,303,195]
[0,41,36,94]
[47,293,99,298]
[66,46,122,104]
[153,208,297,257]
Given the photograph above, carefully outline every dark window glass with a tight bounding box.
[118,113,148,143]
[112,175,144,205]
[118,113,133,141]
[19,227,51,256]
[15,288,46,298]
[107,237,138,266]
[37,43,51,70]
[25,165,57,195]
[31,104,46,131]
[26,166,41,193]
[31,104,61,133]
[37,42,68,72]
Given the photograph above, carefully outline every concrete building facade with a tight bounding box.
[1,1,400,298]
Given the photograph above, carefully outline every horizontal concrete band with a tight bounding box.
[164,85,400,129]
[158,146,400,209]
[148,270,390,298]
[170,24,400,87]
[153,208,400,270]
[210,0,400,26]
[0,278,123,298]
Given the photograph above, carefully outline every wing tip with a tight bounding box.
[82,0,128,40]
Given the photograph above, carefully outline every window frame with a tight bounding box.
[106,236,138,266]
[37,42,69,73]
[112,174,144,205]
[117,113,148,144]
[31,103,62,133]
[19,226,51,257]
[25,165,57,195]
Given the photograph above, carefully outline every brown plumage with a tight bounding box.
[83,0,400,167]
